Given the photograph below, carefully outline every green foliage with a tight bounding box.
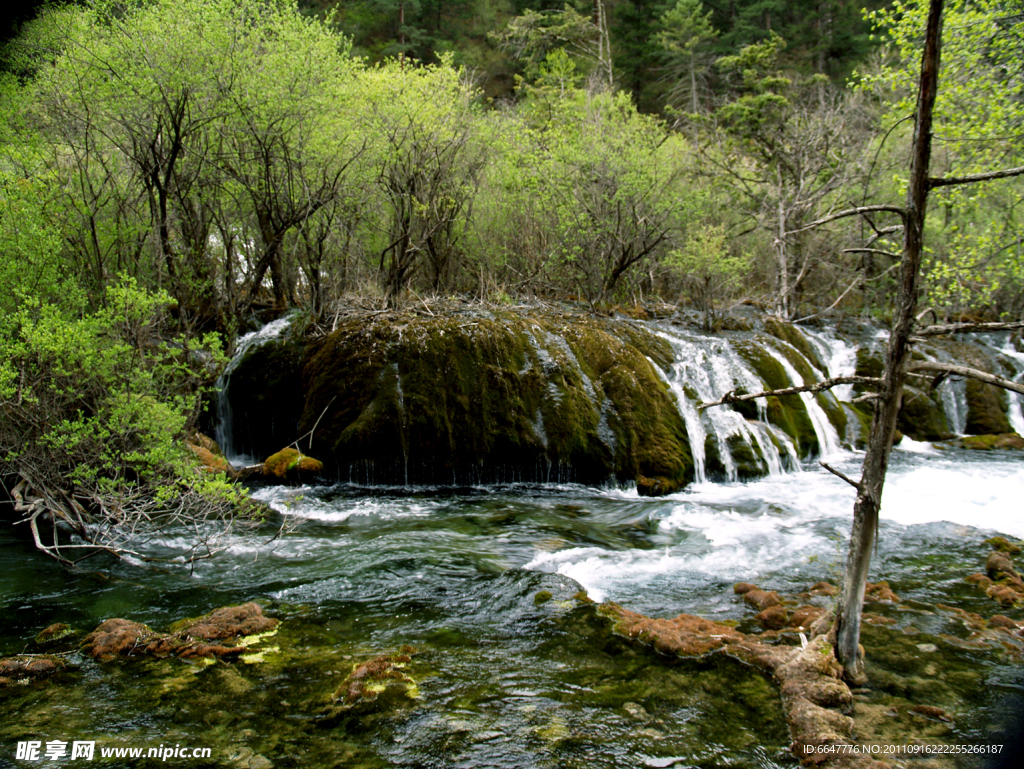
[655,0,718,113]
[668,223,748,329]
[0,277,227,493]
[858,0,1024,317]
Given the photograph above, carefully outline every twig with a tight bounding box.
[819,461,860,490]
[699,376,883,410]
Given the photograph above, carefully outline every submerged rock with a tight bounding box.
[322,647,420,726]
[0,656,66,687]
[82,603,278,661]
[34,623,76,649]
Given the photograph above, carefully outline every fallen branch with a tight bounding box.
[905,361,1024,395]
[699,376,884,410]
[914,320,1024,337]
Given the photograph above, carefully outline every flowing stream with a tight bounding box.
[3,448,1023,768]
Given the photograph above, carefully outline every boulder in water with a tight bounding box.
[263,447,323,483]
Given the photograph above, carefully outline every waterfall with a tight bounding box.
[651,327,789,482]
[761,341,843,458]
[214,315,296,464]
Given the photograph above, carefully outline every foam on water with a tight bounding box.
[524,450,1024,602]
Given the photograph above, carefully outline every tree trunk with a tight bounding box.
[831,0,943,682]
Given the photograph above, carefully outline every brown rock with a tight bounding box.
[186,432,236,477]
[864,581,900,603]
[965,572,993,588]
[987,584,1022,606]
[264,447,323,482]
[733,582,757,595]
[83,604,277,661]
[636,475,682,497]
[986,537,1022,555]
[176,602,277,641]
[0,656,66,686]
[989,615,1020,630]
[910,704,953,722]
[334,652,415,704]
[809,582,838,597]
[986,551,1019,580]
[790,606,826,630]
[81,619,156,660]
[757,605,789,630]
[743,588,783,611]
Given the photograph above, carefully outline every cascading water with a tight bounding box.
[214,314,295,464]
[761,340,843,458]
[650,327,790,482]
[983,334,1024,435]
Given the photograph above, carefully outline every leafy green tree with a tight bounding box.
[700,33,872,317]
[668,223,748,329]
[357,59,485,303]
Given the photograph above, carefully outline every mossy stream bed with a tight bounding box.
[2,449,1023,768]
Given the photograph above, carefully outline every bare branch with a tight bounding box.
[914,320,1024,336]
[906,361,1024,395]
[792,274,864,323]
[819,461,860,490]
[699,376,884,409]
[927,165,1024,189]
[796,204,907,233]
[842,248,901,259]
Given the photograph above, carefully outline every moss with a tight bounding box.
[960,433,1024,451]
[703,434,727,481]
[762,318,826,374]
[534,590,554,605]
[897,385,951,441]
[263,447,323,482]
[733,340,819,458]
[725,435,766,480]
[852,347,884,396]
[300,310,691,487]
[964,378,1011,435]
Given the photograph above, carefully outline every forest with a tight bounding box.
[0,0,1022,546]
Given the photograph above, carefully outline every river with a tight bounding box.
[3,445,1023,768]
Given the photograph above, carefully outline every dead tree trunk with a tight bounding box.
[830,0,942,681]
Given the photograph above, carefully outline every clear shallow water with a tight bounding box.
[2,449,1023,767]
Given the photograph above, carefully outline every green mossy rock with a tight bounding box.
[964,379,1011,435]
[937,341,1011,435]
[959,433,1024,451]
[897,386,952,441]
[299,311,693,488]
[762,318,827,375]
[733,340,819,458]
[263,448,323,482]
[725,435,767,480]
[223,329,306,460]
